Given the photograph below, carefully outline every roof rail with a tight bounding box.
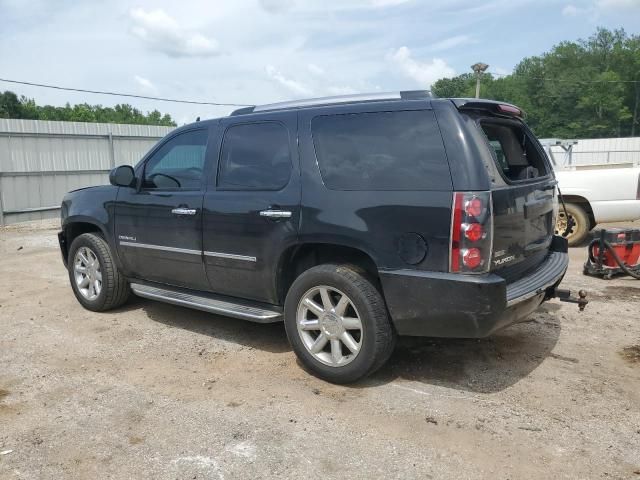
[230,90,433,116]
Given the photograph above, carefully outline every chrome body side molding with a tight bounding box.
[119,242,257,262]
[119,241,201,256]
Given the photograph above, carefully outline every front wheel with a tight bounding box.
[68,233,130,311]
[284,264,396,384]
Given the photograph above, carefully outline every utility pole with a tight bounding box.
[471,62,489,98]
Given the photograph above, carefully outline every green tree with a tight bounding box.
[0,90,177,127]
[431,27,640,139]
[0,91,22,117]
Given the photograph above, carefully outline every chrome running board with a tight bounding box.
[130,283,282,323]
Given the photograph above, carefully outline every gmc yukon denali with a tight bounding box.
[58,92,571,383]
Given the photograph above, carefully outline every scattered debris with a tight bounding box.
[620,345,640,364]
[425,416,438,425]
[518,426,542,432]
[549,353,579,364]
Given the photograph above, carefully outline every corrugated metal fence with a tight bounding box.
[544,137,640,168]
[0,119,174,225]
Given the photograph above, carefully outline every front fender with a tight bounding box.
[60,185,120,264]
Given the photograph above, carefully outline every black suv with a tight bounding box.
[58,91,569,383]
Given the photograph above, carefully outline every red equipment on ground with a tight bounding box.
[584,228,640,279]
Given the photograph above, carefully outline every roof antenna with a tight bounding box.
[196,116,200,122]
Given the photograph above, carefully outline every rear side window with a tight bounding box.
[311,110,451,191]
[480,121,548,182]
[218,122,291,190]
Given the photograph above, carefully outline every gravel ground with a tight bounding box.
[1,219,639,479]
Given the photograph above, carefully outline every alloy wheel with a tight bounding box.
[73,246,102,301]
[296,286,363,367]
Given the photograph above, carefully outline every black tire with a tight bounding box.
[67,233,130,311]
[284,264,396,384]
[556,202,590,247]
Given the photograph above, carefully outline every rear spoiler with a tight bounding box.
[451,99,525,119]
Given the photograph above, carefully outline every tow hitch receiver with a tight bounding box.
[555,288,588,312]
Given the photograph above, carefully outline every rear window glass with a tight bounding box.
[311,110,451,191]
[480,121,548,182]
[218,122,291,190]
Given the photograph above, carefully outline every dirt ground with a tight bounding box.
[1,220,639,479]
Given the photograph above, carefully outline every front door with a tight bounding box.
[202,112,300,304]
[115,127,211,290]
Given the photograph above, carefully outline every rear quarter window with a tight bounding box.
[311,110,451,191]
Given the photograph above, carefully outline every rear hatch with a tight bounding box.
[470,107,558,274]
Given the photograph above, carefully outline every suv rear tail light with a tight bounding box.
[465,197,483,217]
[450,191,493,274]
[463,223,484,242]
[462,248,482,269]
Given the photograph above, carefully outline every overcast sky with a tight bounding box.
[1,0,639,125]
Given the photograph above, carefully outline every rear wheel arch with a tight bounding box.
[276,243,380,303]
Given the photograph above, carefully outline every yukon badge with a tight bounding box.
[118,235,137,242]
[493,254,516,266]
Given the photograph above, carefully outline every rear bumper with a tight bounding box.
[379,247,569,338]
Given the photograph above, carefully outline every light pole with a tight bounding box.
[471,62,489,98]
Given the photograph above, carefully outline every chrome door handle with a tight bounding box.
[259,209,292,219]
[171,208,197,216]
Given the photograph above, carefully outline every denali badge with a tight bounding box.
[118,235,137,242]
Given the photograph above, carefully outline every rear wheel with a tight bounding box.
[68,233,130,311]
[284,264,396,384]
[555,202,590,246]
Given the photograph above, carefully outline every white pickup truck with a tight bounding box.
[555,166,640,245]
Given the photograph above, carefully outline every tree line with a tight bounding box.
[432,28,640,139]
[0,90,176,126]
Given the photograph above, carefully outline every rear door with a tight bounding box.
[202,112,300,304]
[478,118,558,270]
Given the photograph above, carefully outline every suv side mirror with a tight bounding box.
[109,165,136,188]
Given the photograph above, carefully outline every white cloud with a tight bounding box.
[259,0,296,13]
[307,63,325,76]
[265,64,360,98]
[562,4,582,15]
[388,46,455,87]
[129,8,219,58]
[565,0,640,16]
[9,0,639,127]
[428,34,472,52]
[134,75,158,94]
[265,65,313,97]
[326,85,359,96]
[492,66,511,76]
[369,0,412,6]
[595,0,640,8]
